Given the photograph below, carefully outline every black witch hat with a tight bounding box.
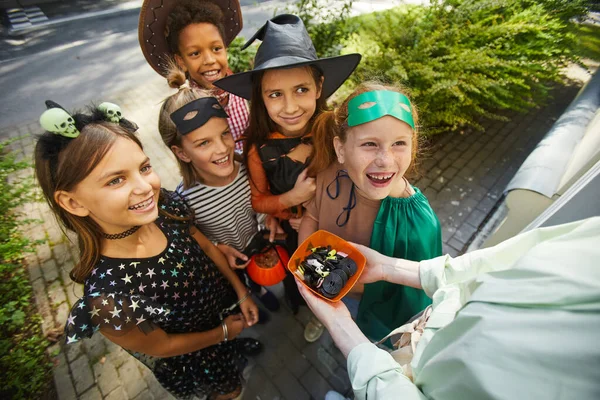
[214,14,361,100]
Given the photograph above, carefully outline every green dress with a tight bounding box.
[356,187,442,343]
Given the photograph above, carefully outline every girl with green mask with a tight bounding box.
[301,82,442,344]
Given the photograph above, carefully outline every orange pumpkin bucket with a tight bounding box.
[246,245,289,286]
[288,230,365,302]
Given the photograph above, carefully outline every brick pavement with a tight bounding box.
[415,84,581,257]
[2,75,580,399]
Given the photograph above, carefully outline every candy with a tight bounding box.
[330,269,349,286]
[338,257,358,276]
[297,246,357,297]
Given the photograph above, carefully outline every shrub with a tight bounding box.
[341,0,582,134]
[523,0,591,22]
[228,37,258,73]
[569,22,600,61]
[0,140,53,399]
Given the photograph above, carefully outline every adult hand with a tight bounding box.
[289,216,303,231]
[217,243,249,269]
[351,243,422,289]
[290,169,316,205]
[296,281,351,327]
[223,313,246,341]
[239,297,259,327]
[265,215,284,242]
[350,242,386,284]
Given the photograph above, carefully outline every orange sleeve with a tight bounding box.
[247,145,293,220]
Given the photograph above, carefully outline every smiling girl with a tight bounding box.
[300,82,442,344]
[36,101,259,400]
[214,14,360,341]
[139,0,248,152]
[158,65,281,318]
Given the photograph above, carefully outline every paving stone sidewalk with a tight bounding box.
[2,75,580,400]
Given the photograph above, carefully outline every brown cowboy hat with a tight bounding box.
[138,0,243,76]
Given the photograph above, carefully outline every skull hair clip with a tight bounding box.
[40,104,80,138]
[98,102,123,123]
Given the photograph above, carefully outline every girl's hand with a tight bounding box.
[239,297,259,327]
[265,215,284,242]
[296,281,351,325]
[290,169,316,205]
[224,314,246,340]
[289,216,303,231]
[217,243,249,269]
[349,243,386,284]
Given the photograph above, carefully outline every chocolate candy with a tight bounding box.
[298,245,357,298]
[304,271,316,287]
[338,257,358,276]
[330,269,349,286]
[321,273,344,296]
[337,262,352,278]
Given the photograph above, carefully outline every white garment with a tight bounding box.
[348,217,600,400]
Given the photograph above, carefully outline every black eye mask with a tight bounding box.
[170,97,229,135]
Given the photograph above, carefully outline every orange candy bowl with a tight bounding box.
[287,230,366,302]
[246,245,289,286]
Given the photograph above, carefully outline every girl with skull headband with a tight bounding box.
[35,101,260,400]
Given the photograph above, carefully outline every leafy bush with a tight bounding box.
[341,0,583,133]
[522,0,591,22]
[0,140,53,399]
[570,22,600,61]
[228,37,258,73]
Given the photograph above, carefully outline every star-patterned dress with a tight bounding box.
[64,190,245,399]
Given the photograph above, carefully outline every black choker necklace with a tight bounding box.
[102,226,141,240]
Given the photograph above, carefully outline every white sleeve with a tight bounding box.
[347,343,427,400]
[417,220,589,297]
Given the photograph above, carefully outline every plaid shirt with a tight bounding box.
[224,93,249,153]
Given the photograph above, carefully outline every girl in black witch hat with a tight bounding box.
[214,14,361,342]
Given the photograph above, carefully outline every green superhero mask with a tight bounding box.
[347,90,414,129]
